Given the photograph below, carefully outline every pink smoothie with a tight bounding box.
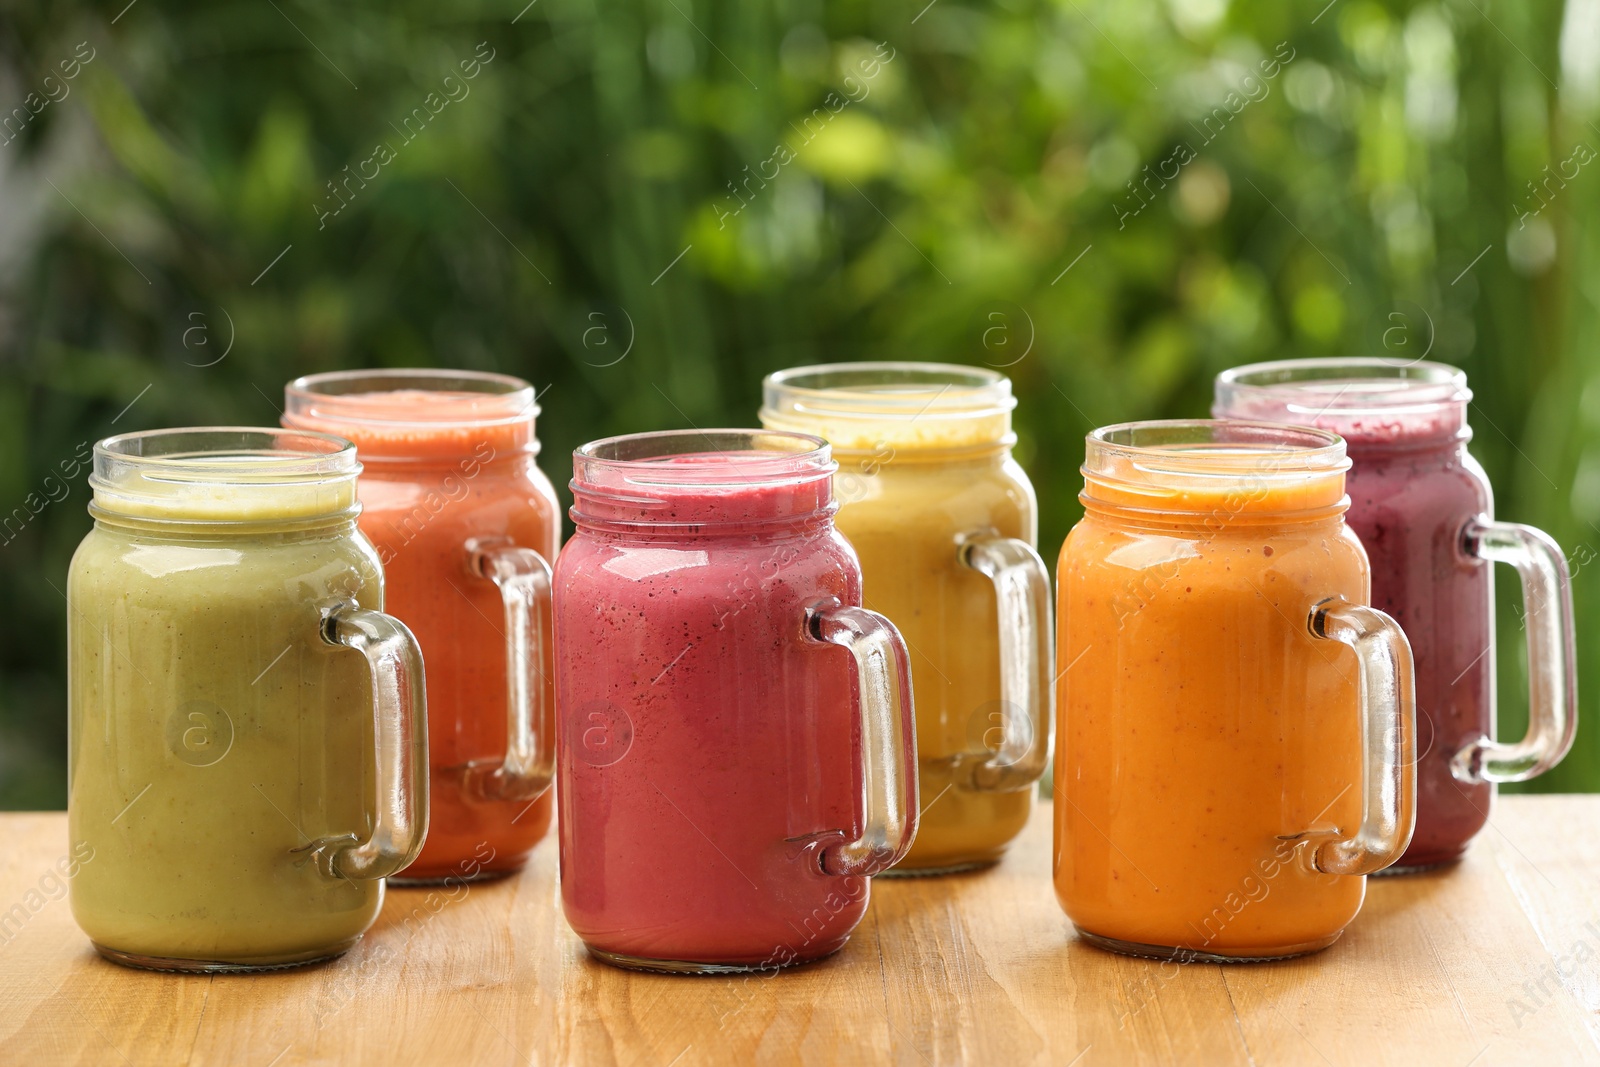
[553,445,871,968]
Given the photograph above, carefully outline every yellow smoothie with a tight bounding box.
[762,364,1050,873]
[68,429,407,970]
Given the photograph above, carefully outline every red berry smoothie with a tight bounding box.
[553,432,880,970]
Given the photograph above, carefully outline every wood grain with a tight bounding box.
[1,797,1596,1066]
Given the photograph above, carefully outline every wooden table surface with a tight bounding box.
[3,796,1598,1066]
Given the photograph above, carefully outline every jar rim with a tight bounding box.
[762,361,1015,418]
[285,368,537,429]
[1083,419,1350,515]
[761,361,1016,452]
[95,426,358,473]
[1088,418,1346,462]
[1215,357,1471,416]
[570,428,837,531]
[91,427,361,523]
[575,428,834,485]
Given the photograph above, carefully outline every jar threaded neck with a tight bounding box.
[569,429,837,533]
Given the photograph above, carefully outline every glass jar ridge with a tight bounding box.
[569,428,838,531]
[1214,357,1471,448]
[284,368,539,460]
[1082,419,1350,518]
[89,427,360,525]
[760,362,1016,453]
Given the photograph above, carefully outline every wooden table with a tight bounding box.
[3,797,1597,1066]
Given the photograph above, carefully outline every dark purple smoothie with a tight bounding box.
[1338,425,1493,867]
[1215,360,1492,869]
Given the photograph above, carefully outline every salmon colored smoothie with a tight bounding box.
[1055,421,1415,959]
[761,364,1051,874]
[285,372,560,882]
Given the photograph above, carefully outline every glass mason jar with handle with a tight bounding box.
[554,429,918,973]
[67,428,427,972]
[283,370,560,884]
[1214,358,1578,872]
[760,363,1051,875]
[1055,421,1416,960]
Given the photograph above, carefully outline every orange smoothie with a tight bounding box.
[1055,421,1415,959]
[285,372,560,882]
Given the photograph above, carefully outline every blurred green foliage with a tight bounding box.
[0,0,1596,806]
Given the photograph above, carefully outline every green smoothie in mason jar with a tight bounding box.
[67,428,428,972]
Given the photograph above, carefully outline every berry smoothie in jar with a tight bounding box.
[553,429,919,972]
[1216,359,1577,871]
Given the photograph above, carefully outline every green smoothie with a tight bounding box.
[67,429,416,970]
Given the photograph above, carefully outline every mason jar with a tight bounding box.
[284,370,560,883]
[67,428,427,971]
[554,429,918,972]
[761,363,1051,875]
[1215,358,1577,871]
[1056,420,1416,960]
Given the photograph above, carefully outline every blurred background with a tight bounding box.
[0,0,1596,806]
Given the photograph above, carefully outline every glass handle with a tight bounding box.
[1305,598,1417,876]
[1453,518,1579,783]
[960,533,1054,791]
[806,598,919,877]
[316,601,430,881]
[464,538,556,802]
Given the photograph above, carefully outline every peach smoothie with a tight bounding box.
[1055,421,1415,959]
